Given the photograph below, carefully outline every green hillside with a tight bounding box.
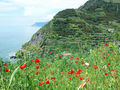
[16,0,120,59]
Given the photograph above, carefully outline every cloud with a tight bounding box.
[11,0,88,20]
[0,2,19,12]
[0,0,88,23]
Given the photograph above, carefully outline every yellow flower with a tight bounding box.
[86,72,88,75]
[8,69,10,71]
[36,87,39,90]
[81,58,84,60]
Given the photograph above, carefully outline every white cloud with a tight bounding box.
[11,0,88,20]
[0,2,18,11]
[0,0,88,23]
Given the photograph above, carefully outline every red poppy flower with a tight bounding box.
[36,66,39,69]
[35,72,39,75]
[5,68,10,72]
[32,59,34,61]
[70,57,73,60]
[93,65,98,69]
[67,70,75,76]
[46,80,50,84]
[40,78,43,80]
[104,57,106,59]
[59,56,61,58]
[20,65,25,69]
[75,61,78,64]
[105,82,109,85]
[34,58,40,63]
[51,72,54,74]
[108,63,111,65]
[76,58,79,60]
[51,77,55,79]
[20,63,28,69]
[23,69,26,71]
[111,69,115,72]
[69,78,71,80]
[60,72,64,74]
[4,63,7,66]
[80,77,83,80]
[114,77,117,79]
[105,44,108,46]
[104,73,108,75]
[39,82,44,85]
[81,62,85,65]
[76,69,82,75]
[86,78,89,82]
[99,50,101,52]
[49,51,52,53]
[54,80,57,82]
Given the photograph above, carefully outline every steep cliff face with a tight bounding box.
[21,0,120,57]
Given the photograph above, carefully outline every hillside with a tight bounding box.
[16,0,120,58]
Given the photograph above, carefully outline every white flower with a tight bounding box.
[85,62,89,67]
[102,65,107,69]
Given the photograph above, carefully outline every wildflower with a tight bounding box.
[40,78,43,80]
[5,68,10,72]
[35,58,40,63]
[104,57,106,59]
[68,70,75,76]
[54,80,57,82]
[36,66,39,69]
[35,72,39,75]
[85,62,89,67]
[23,69,26,71]
[93,65,98,69]
[99,50,102,52]
[76,69,82,76]
[81,62,85,65]
[69,78,71,80]
[39,82,44,85]
[46,80,50,84]
[59,56,61,58]
[104,73,108,75]
[51,77,55,80]
[76,58,79,60]
[75,61,78,64]
[80,77,83,80]
[81,58,84,60]
[20,63,28,69]
[86,72,88,75]
[108,63,111,65]
[86,78,89,82]
[51,72,54,75]
[105,82,109,85]
[49,51,52,53]
[103,65,107,69]
[60,72,64,74]
[111,69,115,72]
[70,57,73,60]
[113,77,117,79]
[3,63,7,66]
[105,44,108,46]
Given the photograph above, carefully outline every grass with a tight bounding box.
[0,42,120,90]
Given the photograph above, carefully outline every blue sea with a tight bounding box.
[0,25,40,62]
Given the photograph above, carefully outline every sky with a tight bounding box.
[0,0,88,26]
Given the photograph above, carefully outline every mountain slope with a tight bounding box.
[18,0,120,58]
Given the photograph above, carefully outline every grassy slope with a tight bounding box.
[1,42,120,90]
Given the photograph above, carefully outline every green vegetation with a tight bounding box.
[1,0,120,89]
[1,43,120,90]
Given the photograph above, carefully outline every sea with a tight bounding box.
[0,25,40,62]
